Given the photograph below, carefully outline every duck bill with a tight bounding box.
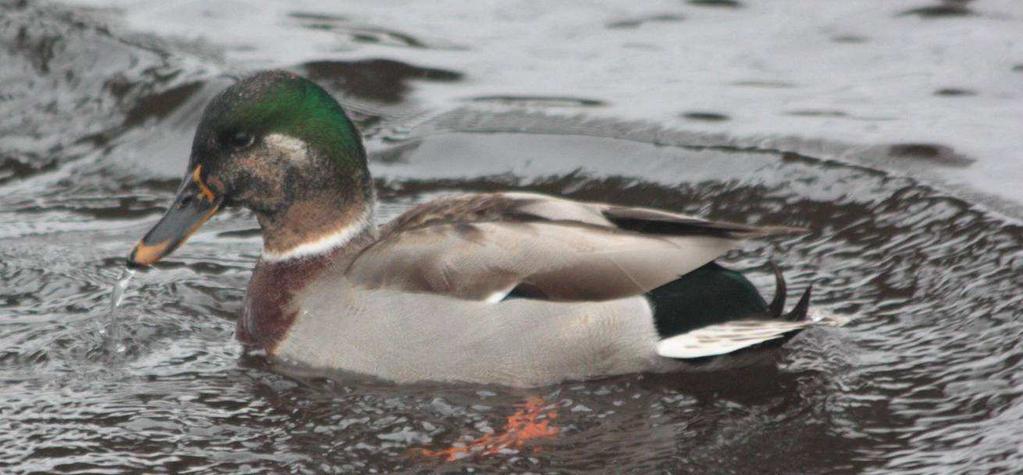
[128,166,223,268]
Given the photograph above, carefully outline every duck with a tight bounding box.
[127,70,844,387]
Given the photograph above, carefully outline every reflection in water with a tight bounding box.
[2,0,1023,473]
[416,397,560,462]
[899,2,975,18]
[681,111,731,122]
[688,0,744,8]
[299,59,462,105]
[605,14,685,30]
[286,10,460,50]
[886,142,973,167]
[467,95,606,108]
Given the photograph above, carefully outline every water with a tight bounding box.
[2,1,1022,473]
[108,269,134,314]
[101,267,135,355]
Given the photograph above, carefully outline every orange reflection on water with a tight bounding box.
[417,397,559,461]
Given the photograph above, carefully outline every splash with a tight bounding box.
[100,267,135,354]
[416,397,560,461]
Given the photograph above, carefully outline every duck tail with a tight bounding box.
[785,284,812,322]
[652,262,846,360]
[767,261,786,318]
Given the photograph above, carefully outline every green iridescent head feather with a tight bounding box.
[191,70,365,171]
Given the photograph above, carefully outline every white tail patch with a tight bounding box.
[483,288,513,304]
[656,313,848,359]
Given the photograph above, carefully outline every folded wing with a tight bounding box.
[347,192,803,302]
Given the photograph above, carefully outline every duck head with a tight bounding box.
[128,70,373,267]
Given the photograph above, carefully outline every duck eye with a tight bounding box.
[226,131,255,149]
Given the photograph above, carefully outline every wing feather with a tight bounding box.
[348,221,738,301]
[348,192,804,302]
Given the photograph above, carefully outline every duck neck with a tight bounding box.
[256,182,377,264]
[240,181,376,353]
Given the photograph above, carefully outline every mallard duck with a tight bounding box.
[127,71,844,387]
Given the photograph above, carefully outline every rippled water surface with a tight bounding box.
[2,1,1022,473]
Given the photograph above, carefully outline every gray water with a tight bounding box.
[2,0,1022,473]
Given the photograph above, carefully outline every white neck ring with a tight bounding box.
[260,208,372,262]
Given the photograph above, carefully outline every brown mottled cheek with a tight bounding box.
[230,151,289,211]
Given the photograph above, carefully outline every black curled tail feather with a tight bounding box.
[768,261,786,318]
[785,285,812,322]
[648,261,814,340]
[767,261,812,322]
[648,262,772,338]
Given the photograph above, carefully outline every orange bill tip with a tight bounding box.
[128,239,172,267]
[127,168,222,268]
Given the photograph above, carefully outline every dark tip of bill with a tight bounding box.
[125,250,147,270]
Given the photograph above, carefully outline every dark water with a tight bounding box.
[2,1,1022,473]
